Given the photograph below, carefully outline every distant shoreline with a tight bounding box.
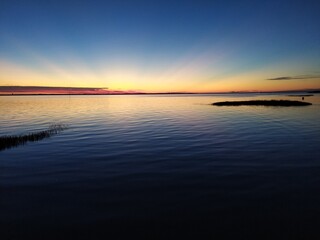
[1,90,319,96]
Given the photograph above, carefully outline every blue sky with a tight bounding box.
[1,0,320,92]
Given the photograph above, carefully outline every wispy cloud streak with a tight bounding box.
[267,75,320,80]
[0,86,141,94]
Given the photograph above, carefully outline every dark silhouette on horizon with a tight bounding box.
[212,100,312,106]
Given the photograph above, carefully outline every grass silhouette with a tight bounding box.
[0,124,67,151]
[212,100,312,106]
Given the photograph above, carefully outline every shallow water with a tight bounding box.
[1,94,320,239]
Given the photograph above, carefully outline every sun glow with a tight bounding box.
[1,40,319,93]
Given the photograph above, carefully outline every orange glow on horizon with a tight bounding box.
[1,49,319,93]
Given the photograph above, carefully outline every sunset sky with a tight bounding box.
[1,0,320,93]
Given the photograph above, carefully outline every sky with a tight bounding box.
[0,0,320,93]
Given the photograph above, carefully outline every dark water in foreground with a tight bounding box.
[1,94,320,239]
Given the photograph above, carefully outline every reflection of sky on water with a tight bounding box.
[1,94,320,238]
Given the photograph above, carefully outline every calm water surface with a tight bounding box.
[1,94,320,239]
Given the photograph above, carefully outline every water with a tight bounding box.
[1,94,320,239]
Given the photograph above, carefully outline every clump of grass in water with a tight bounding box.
[0,124,67,151]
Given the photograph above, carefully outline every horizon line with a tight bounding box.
[0,85,320,96]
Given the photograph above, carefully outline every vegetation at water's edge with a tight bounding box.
[0,124,67,151]
[212,100,312,106]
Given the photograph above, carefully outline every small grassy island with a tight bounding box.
[287,94,313,97]
[212,100,312,106]
[0,124,67,151]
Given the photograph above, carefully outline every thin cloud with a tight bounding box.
[0,86,107,92]
[0,86,142,94]
[267,75,320,80]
